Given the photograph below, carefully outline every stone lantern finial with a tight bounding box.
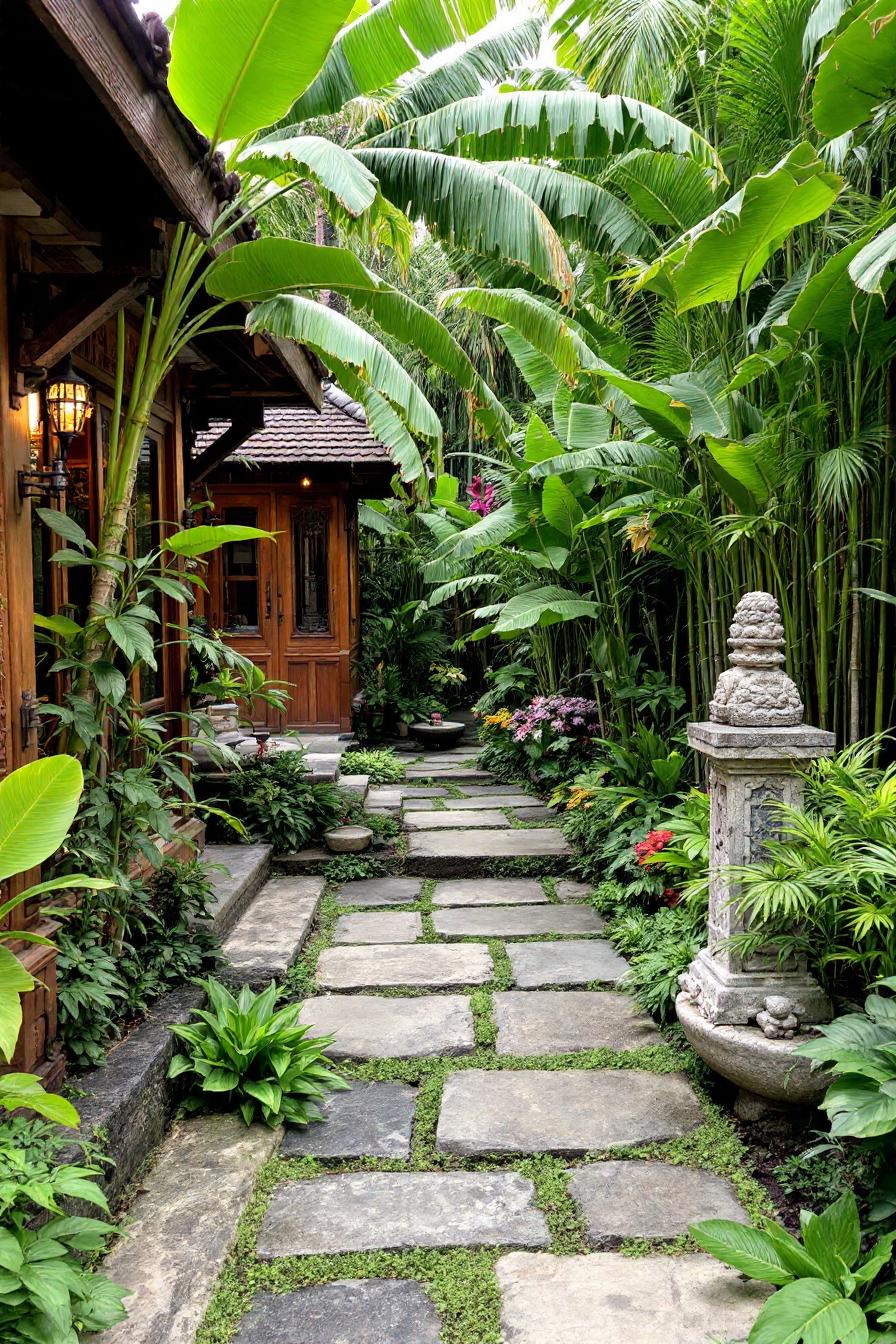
[709,591,803,727]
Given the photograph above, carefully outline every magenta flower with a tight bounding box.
[468,475,495,517]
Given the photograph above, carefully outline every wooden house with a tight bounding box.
[0,0,322,1082]
[195,384,395,733]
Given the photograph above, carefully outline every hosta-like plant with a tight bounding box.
[796,978,896,1142]
[691,1191,896,1343]
[168,979,348,1127]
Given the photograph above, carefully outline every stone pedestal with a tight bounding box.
[683,722,835,1026]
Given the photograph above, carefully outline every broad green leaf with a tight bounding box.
[849,221,896,295]
[168,0,355,144]
[567,403,613,449]
[802,1192,862,1279]
[367,89,722,178]
[34,507,88,549]
[33,612,83,640]
[822,1076,896,1138]
[0,1073,79,1126]
[290,0,503,120]
[0,757,83,885]
[689,1219,795,1284]
[542,475,585,536]
[635,144,842,312]
[355,148,574,295]
[0,946,34,1062]
[491,584,600,634]
[706,436,774,510]
[525,414,563,463]
[488,160,647,255]
[811,0,896,136]
[207,239,509,434]
[499,326,563,402]
[245,294,442,450]
[605,147,720,232]
[787,230,891,342]
[239,134,378,216]
[442,287,599,376]
[748,1277,869,1344]
[164,525,276,559]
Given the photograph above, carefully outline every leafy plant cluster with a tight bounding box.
[342,747,406,784]
[213,751,346,854]
[56,856,220,1070]
[168,978,348,1127]
[0,1115,127,1343]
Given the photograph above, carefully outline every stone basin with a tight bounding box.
[410,721,466,750]
[677,991,831,1119]
[324,825,373,854]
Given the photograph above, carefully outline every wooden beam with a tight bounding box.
[22,273,148,369]
[262,335,323,411]
[26,0,217,236]
[190,414,265,487]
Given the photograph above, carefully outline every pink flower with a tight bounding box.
[468,476,495,517]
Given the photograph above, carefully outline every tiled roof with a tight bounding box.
[194,383,390,467]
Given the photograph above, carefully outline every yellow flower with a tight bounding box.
[484,708,512,729]
[625,513,656,556]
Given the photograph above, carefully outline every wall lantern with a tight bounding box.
[300,475,312,488]
[19,355,93,500]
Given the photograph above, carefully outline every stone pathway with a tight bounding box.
[98,752,765,1343]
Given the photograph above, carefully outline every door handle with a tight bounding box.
[265,580,272,619]
[277,590,284,625]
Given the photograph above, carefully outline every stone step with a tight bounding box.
[337,772,369,803]
[220,876,323,988]
[199,843,272,938]
[404,808,511,830]
[495,1252,770,1344]
[432,904,603,940]
[333,911,423,944]
[234,1281,442,1344]
[403,794,541,811]
[300,994,475,1059]
[316,943,493,990]
[256,1171,550,1258]
[567,1162,747,1242]
[93,1116,279,1344]
[435,1069,703,1156]
[404,827,572,877]
[334,877,423,907]
[281,1081,416,1161]
[493,991,660,1055]
[507,940,629,987]
[404,766,494,782]
[432,878,550,906]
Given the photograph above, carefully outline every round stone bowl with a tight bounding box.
[677,992,831,1115]
[410,720,466,750]
[324,825,373,854]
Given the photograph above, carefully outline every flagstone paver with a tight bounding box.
[436,1069,703,1156]
[404,808,511,829]
[256,1171,551,1257]
[233,1281,442,1344]
[333,911,423,944]
[494,991,660,1055]
[455,783,537,795]
[495,1252,771,1343]
[334,877,422,906]
[280,1082,416,1161]
[366,787,448,807]
[431,878,549,906]
[298,994,476,1058]
[405,826,572,876]
[405,794,540,810]
[432,904,603,939]
[508,939,625,986]
[568,1162,748,1241]
[316,943,493,989]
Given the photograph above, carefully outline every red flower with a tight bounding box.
[634,829,674,865]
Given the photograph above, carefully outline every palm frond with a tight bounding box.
[550,0,707,103]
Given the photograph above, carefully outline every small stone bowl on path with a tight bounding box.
[324,825,373,854]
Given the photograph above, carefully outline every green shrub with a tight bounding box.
[343,747,406,784]
[691,1191,895,1342]
[169,979,348,1127]
[226,753,344,852]
[796,978,896,1142]
[609,904,704,1023]
[0,1116,127,1342]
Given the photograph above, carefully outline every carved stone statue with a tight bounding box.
[756,996,800,1039]
[710,592,803,727]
